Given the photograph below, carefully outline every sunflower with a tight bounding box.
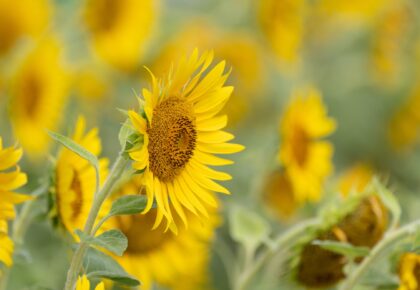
[258,0,305,67]
[110,175,219,290]
[0,0,51,56]
[398,253,420,290]
[128,50,244,228]
[75,275,104,290]
[279,87,336,203]
[0,137,28,267]
[83,0,157,71]
[9,38,69,158]
[54,116,109,235]
[338,163,374,197]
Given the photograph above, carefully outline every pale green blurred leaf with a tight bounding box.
[109,195,147,217]
[312,240,370,259]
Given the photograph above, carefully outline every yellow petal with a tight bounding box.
[197,115,228,132]
[194,150,234,166]
[197,142,245,154]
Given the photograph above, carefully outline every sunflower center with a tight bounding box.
[414,263,420,287]
[85,0,122,33]
[291,125,309,167]
[117,209,174,254]
[147,97,197,182]
[70,169,83,221]
[20,74,42,119]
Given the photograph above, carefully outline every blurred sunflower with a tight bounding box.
[83,0,157,71]
[0,137,28,267]
[9,39,69,158]
[398,253,420,290]
[258,0,305,68]
[54,116,109,235]
[111,175,219,290]
[338,163,374,197]
[152,22,264,125]
[75,275,104,290]
[128,50,244,229]
[0,0,51,56]
[279,88,336,203]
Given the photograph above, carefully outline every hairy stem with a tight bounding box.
[339,219,420,290]
[63,153,128,290]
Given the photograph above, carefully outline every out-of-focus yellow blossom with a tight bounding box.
[371,3,410,86]
[74,68,110,102]
[128,50,244,229]
[263,169,298,221]
[152,22,264,125]
[389,84,420,151]
[398,253,420,290]
[338,163,374,197]
[279,88,336,203]
[55,116,109,236]
[83,0,157,72]
[9,39,69,158]
[111,176,219,290]
[0,0,51,56]
[258,0,305,68]
[75,275,104,290]
[0,137,29,267]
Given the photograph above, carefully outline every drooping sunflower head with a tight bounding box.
[279,87,336,203]
[110,175,219,290]
[10,38,69,158]
[398,253,420,290]
[54,116,109,236]
[0,137,29,267]
[128,49,244,229]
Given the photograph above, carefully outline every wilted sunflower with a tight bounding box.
[128,49,244,228]
[0,137,28,267]
[0,0,51,56]
[10,39,69,158]
[83,0,156,71]
[75,275,104,290]
[279,87,336,203]
[398,253,420,290]
[111,176,219,290]
[54,116,109,235]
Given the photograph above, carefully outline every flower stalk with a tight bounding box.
[63,152,129,290]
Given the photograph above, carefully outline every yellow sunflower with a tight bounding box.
[128,50,244,228]
[279,87,336,203]
[258,0,305,67]
[0,137,28,267]
[83,0,157,71]
[338,163,374,197]
[111,175,219,290]
[0,0,51,56]
[9,38,69,158]
[55,116,109,236]
[398,253,420,290]
[75,275,104,290]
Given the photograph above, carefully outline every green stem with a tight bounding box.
[63,153,128,290]
[0,185,48,290]
[339,219,420,290]
[234,218,320,290]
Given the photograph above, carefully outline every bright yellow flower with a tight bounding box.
[0,137,29,267]
[152,22,264,125]
[279,88,336,203]
[83,0,157,71]
[258,0,305,67]
[128,50,244,229]
[111,176,219,290]
[10,39,69,158]
[338,163,374,197]
[55,116,109,235]
[398,253,420,290]
[0,0,51,56]
[75,275,105,290]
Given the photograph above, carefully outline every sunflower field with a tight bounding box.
[1,0,420,289]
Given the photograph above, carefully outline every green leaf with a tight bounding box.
[373,178,401,230]
[118,120,136,149]
[230,206,270,252]
[108,195,148,217]
[312,240,370,259]
[48,130,100,192]
[75,229,128,256]
[84,247,140,286]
